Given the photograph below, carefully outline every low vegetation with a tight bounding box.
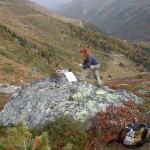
[0,96,149,150]
[0,74,149,150]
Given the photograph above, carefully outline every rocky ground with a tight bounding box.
[0,70,146,127]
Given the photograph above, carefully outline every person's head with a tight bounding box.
[79,48,89,59]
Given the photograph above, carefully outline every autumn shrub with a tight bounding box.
[116,84,129,90]
[145,94,150,98]
[133,85,144,92]
[31,115,88,150]
[1,101,149,150]
[0,123,6,137]
[0,121,32,150]
[0,121,52,150]
[135,98,150,124]
[91,102,144,144]
[64,143,73,150]
[31,132,51,150]
[108,85,117,90]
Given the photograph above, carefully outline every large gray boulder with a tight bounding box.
[0,71,144,127]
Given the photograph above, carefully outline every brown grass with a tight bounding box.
[0,93,11,111]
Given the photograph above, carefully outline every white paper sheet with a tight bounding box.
[64,72,77,82]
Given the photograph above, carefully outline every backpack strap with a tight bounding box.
[118,129,127,143]
[136,124,149,147]
[107,138,121,145]
[107,129,125,145]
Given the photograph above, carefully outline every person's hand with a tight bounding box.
[56,70,62,75]
[79,64,83,67]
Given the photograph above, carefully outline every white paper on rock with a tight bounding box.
[64,72,77,82]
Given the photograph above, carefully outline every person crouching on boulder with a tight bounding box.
[79,47,102,88]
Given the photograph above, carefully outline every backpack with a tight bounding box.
[108,123,150,147]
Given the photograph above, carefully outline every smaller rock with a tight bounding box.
[0,83,10,88]
[0,83,20,94]
[137,89,150,95]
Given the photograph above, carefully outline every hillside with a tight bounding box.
[0,0,149,86]
[0,1,150,149]
[58,0,150,42]
[0,0,83,84]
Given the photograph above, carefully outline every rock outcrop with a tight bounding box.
[0,71,144,127]
[0,83,20,94]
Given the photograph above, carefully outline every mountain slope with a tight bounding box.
[92,0,150,42]
[0,0,149,85]
[0,0,84,84]
[58,0,150,42]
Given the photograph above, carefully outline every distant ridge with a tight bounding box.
[58,0,150,42]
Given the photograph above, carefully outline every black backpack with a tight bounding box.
[108,123,150,147]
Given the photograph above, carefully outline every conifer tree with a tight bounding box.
[1,121,32,150]
[32,132,51,150]
[64,143,73,150]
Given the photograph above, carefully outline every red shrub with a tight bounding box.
[145,94,150,98]
[92,104,144,143]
